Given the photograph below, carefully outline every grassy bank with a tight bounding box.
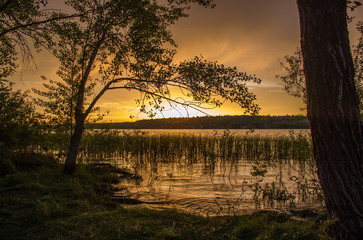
[0,155,328,240]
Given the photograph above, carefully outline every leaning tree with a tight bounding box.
[34,0,260,174]
[297,0,363,238]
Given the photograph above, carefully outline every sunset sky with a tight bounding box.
[10,0,363,122]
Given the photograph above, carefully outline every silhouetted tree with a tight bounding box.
[297,0,363,238]
[277,2,363,115]
[0,0,79,69]
[35,0,260,174]
[0,46,41,155]
[276,49,306,105]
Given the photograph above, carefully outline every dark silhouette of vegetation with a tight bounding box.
[297,0,363,238]
[91,115,309,129]
[0,0,67,171]
[32,0,260,174]
[3,1,361,238]
[0,0,79,69]
[0,157,328,239]
[277,18,363,116]
[0,81,42,154]
[0,2,47,163]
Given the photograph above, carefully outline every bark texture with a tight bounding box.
[63,120,84,174]
[297,0,363,238]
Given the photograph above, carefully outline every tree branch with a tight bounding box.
[0,0,15,13]
[83,77,136,117]
[75,32,106,123]
[108,85,211,115]
[84,74,215,118]
[0,14,80,36]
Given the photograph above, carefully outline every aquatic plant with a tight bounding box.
[79,130,314,165]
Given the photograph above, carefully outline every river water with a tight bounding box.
[108,129,323,215]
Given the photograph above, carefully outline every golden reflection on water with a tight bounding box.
[109,129,322,216]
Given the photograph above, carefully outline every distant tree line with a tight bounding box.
[90,115,309,129]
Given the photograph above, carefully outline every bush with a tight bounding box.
[0,80,44,153]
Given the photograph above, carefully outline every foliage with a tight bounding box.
[0,36,16,81]
[34,0,259,129]
[33,74,95,138]
[0,80,43,153]
[0,0,82,156]
[0,0,78,68]
[0,0,49,36]
[26,0,261,173]
[276,49,306,104]
[276,24,363,114]
[353,22,363,112]
[0,0,46,67]
[347,0,362,11]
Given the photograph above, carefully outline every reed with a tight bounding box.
[77,130,321,210]
[79,130,313,165]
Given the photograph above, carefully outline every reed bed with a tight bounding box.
[79,130,313,165]
[78,130,322,209]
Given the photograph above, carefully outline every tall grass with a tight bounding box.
[77,130,321,209]
[79,130,313,165]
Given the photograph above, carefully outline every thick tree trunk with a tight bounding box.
[297,0,363,238]
[63,120,84,174]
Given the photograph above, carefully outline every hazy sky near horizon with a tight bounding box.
[10,0,363,122]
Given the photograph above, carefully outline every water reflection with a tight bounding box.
[115,157,323,216]
[81,129,323,216]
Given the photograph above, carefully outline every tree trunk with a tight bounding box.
[297,0,363,238]
[62,33,105,174]
[63,120,84,174]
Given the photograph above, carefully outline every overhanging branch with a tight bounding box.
[0,0,14,13]
[108,85,211,116]
[0,14,81,36]
[84,75,234,120]
[83,77,137,118]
